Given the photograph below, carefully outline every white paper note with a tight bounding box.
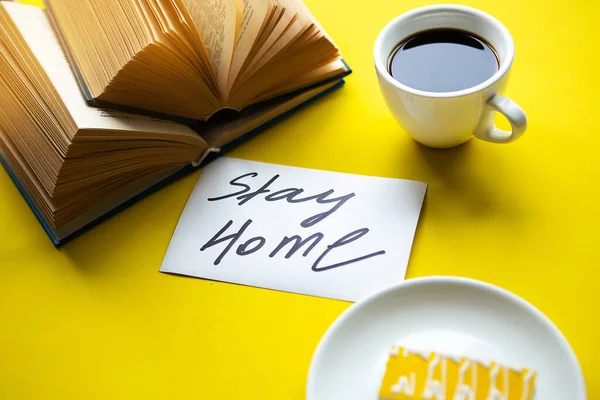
[160,157,427,302]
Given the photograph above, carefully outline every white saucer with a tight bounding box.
[307,276,586,399]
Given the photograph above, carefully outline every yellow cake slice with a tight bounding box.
[378,346,537,399]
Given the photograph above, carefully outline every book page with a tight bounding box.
[226,0,270,96]
[227,58,347,109]
[3,2,199,138]
[235,1,296,80]
[182,0,242,95]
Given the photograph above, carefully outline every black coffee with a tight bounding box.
[388,28,499,93]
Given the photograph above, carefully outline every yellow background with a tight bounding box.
[1,0,598,398]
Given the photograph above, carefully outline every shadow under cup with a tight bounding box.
[374,5,518,148]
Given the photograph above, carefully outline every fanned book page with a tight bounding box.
[0,2,346,246]
[0,2,207,242]
[7,2,200,137]
[44,0,349,120]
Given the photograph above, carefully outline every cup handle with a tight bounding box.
[474,95,527,144]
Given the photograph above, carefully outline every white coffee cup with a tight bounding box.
[374,4,527,148]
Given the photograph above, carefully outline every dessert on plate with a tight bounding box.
[378,345,537,399]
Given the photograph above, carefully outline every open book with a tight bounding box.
[44,0,349,122]
[0,2,345,245]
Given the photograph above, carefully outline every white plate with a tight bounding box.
[307,276,586,399]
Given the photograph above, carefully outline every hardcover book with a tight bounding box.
[0,1,349,245]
